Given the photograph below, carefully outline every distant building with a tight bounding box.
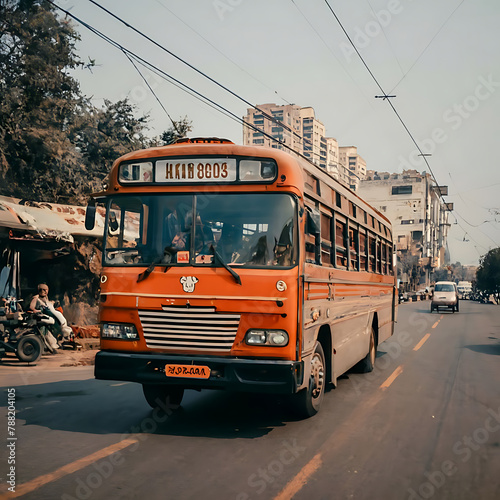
[243,104,358,189]
[339,146,366,192]
[358,170,452,287]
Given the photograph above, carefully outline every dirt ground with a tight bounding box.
[0,343,98,369]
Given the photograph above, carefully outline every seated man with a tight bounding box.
[29,284,72,342]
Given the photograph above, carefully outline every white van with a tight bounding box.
[431,281,459,313]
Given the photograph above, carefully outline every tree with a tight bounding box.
[0,0,86,202]
[70,99,151,196]
[476,248,500,302]
[154,116,193,146]
[0,1,193,204]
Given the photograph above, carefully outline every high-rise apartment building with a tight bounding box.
[242,103,303,153]
[339,146,366,192]
[243,104,364,190]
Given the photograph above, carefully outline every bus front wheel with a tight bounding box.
[142,384,184,413]
[293,342,325,419]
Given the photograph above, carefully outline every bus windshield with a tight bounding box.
[104,193,297,268]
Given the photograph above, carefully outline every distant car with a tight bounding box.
[431,281,459,313]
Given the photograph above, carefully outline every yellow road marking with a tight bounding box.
[380,365,404,389]
[432,321,440,329]
[274,453,323,500]
[414,333,431,351]
[0,438,138,499]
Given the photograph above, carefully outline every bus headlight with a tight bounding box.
[101,323,139,340]
[245,329,289,346]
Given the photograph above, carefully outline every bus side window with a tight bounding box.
[321,212,332,267]
[349,226,359,270]
[359,231,367,271]
[381,242,387,274]
[305,206,321,264]
[369,235,376,272]
[335,219,347,268]
[376,240,382,273]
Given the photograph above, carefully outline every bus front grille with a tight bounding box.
[139,306,240,351]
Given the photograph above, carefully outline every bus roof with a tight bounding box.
[97,139,392,232]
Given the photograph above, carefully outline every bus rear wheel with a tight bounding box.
[142,384,184,413]
[293,342,325,419]
[357,326,377,373]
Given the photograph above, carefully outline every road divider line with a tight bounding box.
[0,438,139,499]
[380,365,404,389]
[432,320,440,329]
[274,453,322,500]
[414,333,431,351]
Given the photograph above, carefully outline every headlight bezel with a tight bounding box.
[101,323,139,340]
[245,329,289,347]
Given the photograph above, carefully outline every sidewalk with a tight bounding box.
[42,337,100,367]
[0,338,100,369]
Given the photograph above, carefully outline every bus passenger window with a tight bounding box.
[376,241,382,273]
[381,243,387,274]
[359,232,367,271]
[369,236,376,272]
[335,220,347,268]
[321,213,332,266]
[349,227,359,270]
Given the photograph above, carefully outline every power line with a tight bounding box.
[47,0,321,166]
[84,0,315,152]
[323,1,447,200]
[321,0,500,257]
[153,0,293,106]
[121,49,180,133]
[388,0,467,94]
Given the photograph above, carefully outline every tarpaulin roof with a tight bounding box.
[0,196,105,243]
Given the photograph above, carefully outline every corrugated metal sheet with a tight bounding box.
[0,196,105,242]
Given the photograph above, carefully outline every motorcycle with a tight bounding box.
[0,300,59,363]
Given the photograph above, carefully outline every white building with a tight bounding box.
[358,170,452,287]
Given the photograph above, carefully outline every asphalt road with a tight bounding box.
[1,300,499,500]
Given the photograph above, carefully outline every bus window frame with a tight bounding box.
[117,155,279,187]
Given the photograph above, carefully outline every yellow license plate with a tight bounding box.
[165,364,211,379]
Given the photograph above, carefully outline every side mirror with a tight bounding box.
[85,201,96,230]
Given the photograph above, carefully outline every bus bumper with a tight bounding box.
[95,351,303,394]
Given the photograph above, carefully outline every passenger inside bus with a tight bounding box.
[217,224,243,263]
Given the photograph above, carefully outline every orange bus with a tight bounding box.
[86,138,397,418]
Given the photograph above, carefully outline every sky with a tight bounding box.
[58,0,500,266]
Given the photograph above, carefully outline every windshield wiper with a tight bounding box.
[211,246,241,285]
[137,249,175,282]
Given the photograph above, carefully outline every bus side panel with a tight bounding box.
[329,298,373,379]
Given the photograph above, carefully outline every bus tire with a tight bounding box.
[358,326,377,373]
[16,335,43,363]
[293,342,325,419]
[142,384,184,412]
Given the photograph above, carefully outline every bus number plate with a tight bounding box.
[165,364,211,379]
